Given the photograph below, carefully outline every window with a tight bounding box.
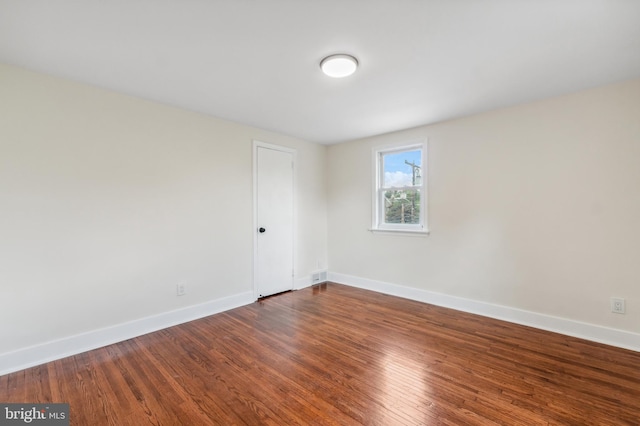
[372,142,427,233]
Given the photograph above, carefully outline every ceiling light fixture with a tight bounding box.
[320,54,358,78]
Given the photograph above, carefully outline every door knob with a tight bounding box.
[258,227,266,233]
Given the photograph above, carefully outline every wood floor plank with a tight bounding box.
[1,283,639,425]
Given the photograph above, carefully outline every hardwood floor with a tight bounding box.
[1,283,639,425]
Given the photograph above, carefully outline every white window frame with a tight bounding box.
[371,140,428,235]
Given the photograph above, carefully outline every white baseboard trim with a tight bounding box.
[294,271,328,291]
[0,291,255,377]
[329,272,640,352]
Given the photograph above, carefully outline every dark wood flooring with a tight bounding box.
[1,283,639,425]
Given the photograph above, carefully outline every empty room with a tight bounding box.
[1,1,639,424]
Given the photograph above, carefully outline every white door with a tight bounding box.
[254,142,294,298]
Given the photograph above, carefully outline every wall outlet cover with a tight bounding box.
[610,297,625,314]
[177,283,186,296]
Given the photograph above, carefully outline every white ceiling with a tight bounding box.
[1,1,639,144]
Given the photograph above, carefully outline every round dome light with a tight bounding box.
[320,54,358,78]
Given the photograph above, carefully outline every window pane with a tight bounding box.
[382,149,422,188]
[383,189,421,224]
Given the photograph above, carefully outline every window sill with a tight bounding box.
[368,228,430,237]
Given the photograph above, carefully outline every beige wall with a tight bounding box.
[328,78,640,334]
[0,63,327,355]
[2,60,638,363]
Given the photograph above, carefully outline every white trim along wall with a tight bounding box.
[0,292,254,377]
[329,273,640,353]
[4,271,636,376]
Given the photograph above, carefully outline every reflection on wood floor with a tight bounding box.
[1,283,639,425]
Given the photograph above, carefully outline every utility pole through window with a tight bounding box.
[404,160,421,186]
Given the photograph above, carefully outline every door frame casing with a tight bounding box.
[252,140,297,300]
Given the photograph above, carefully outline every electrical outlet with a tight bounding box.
[610,297,625,314]
[177,283,186,296]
